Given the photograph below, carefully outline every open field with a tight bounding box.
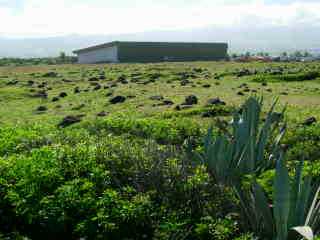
[0,61,320,125]
[0,61,320,239]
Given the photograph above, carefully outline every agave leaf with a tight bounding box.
[253,182,275,237]
[204,127,213,155]
[291,226,314,240]
[194,152,205,165]
[305,185,320,232]
[247,135,255,173]
[244,97,260,138]
[274,155,290,240]
[273,123,287,150]
[296,177,312,225]
[289,160,304,227]
[233,184,260,233]
[255,99,283,171]
[221,142,234,183]
[255,117,272,168]
[268,124,287,169]
[236,140,250,174]
[207,144,218,176]
[224,143,234,171]
[215,136,228,181]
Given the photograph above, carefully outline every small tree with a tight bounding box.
[303,51,312,57]
[245,52,251,58]
[59,51,66,62]
[293,51,303,58]
[231,53,238,58]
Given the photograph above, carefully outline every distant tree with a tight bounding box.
[59,51,66,62]
[256,52,269,57]
[231,53,238,58]
[245,52,251,57]
[281,52,288,57]
[303,51,312,57]
[293,51,303,58]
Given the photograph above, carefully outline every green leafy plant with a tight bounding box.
[253,71,320,83]
[85,116,202,144]
[196,97,320,239]
[248,158,320,240]
[196,97,286,185]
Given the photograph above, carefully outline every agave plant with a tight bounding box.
[247,158,320,240]
[196,97,286,185]
[195,97,320,239]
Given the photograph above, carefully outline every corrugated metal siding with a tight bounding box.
[117,42,228,63]
[77,46,118,64]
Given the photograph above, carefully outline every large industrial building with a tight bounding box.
[73,41,228,64]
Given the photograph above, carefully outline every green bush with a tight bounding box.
[253,71,320,82]
[0,56,77,67]
[159,105,234,119]
[0,126,53,156]
[83,117,203,144]
[194,216,239,240]
[284,124,320,162]
[0,133,238,239]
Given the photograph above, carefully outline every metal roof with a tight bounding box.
[73,41,228,54]
[73,41,119,54]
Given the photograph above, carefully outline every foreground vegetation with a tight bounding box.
[0,61,320,239]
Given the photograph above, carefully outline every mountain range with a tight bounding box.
[1,24,319,58]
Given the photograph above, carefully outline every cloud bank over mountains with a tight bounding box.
[0,0,319,57]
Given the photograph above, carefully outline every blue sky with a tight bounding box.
[0,0,319,37]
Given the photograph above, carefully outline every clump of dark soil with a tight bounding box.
[109,95,126,104]
[183,95,198,105]
[36,106,47,112]
[58,115,83,128]
[59,92,68,98]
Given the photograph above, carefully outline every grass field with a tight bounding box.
[1,61,320,239]
[1,61,320,126]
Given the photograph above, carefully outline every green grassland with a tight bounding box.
[0,61,320,239]
[0,61,320,125]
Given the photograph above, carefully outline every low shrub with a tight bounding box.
[253,71,320,82]
[0,135,238,239]
[83,117,203,144]
[159,105,235,119]
[284,124,320,162]
[0,125,53,156]
[194,216,240,240]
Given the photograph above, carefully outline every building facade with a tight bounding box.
[73,41,228,64]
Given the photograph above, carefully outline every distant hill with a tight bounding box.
[1,24,319,58]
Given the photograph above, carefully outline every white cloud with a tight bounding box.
[0,0,319,38]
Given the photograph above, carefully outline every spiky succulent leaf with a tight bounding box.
[305,186,320,235]
[253,182,275,237]
[292,226,314,240]
[289,160,304,228]
[274,156,290,240]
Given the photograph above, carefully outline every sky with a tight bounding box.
[0,0,319,38]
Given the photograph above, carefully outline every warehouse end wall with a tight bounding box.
[77,46,118,64]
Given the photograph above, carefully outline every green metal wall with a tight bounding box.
[117,42,228,63]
